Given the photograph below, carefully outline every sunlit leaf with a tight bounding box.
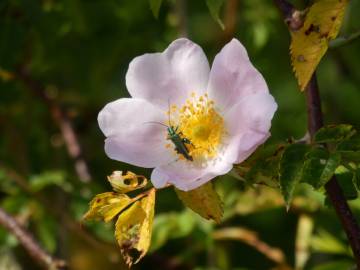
[279,144,310,208]
[206,0,225,30]
[149,0,163,19]
[314,124,355,144]
[175,182,223,223]
[83,192,133,222]
[335,166,358,200]
[302,148,341,189]
[115,188,156,266]
[107,171,148,193]
[311,229,350,255]
[311,260,355,270]
[290,0,349,90]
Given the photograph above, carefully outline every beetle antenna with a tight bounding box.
[143,121,169,128]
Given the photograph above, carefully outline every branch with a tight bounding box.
[305,74,360,265]
[0,207,66,269]
[0,164,116,253]
[274,1,360,266]
[329,28,360,48]
[213,227,288,266]
[15,66,91,183]
[273,0,303,31]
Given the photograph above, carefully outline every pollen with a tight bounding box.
[177,93,225,160]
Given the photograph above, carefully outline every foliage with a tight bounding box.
[83,172,155,267]
[1,0,360,269]
[290,0,350,90]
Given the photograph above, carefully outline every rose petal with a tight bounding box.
[126,38,210,110]
[98,98,174,167]
[151,159,232,191]
[222,92,277,163]
[223,132,270,164]
[208,39,269,111]
[225,92,278,135]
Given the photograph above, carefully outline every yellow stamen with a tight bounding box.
[168,93,225,161]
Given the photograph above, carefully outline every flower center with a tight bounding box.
[167,93,225,161]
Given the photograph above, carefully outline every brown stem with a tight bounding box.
[175,0,188,37]
[305,74,360,265]
[273,0,360,265]
[15,66,91,183]
[0,207,66,269]
[222,0,239,43]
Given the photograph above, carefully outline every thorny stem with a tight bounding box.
[0,207,66,269]
[273,0,360,266]
[306,74,360,266]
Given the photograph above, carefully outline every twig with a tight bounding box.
[306,74,360,266]
[330,28,360,48]
[213,227,288,266]
[273,0,360,266]
[175,0,188,37]
[222,0,239,43]
[0,164,116,253]
[15,66,91,183]
[0,207,66,269]
[273,0,303,31]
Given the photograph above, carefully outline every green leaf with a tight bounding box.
[206,0,225,30]
[335,166,358,200]
[29,171,67,192]
[149,0,163,19]
[302,148,341,189]
[337,137,360,162]
[312,260,354,270]
[314,124,355,144]
[175,182,223,223]
[311,229,350,255]
[279,144,310,208]
[150,210,196,251]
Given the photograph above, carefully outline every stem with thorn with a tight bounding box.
[273,0,360,266]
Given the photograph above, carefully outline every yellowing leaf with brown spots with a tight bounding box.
[83,192,133,222]
[115,188,156,267]
[290,0,349,90]
[107,171,148,193]
[175,182,223,223]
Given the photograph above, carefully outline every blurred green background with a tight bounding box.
[1,0,360,269]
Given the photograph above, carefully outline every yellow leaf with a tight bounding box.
[290,0,349,90]
[107,171,148,193]
[83,192,133,222]
[115,188,156,266]
[175,182,223,223]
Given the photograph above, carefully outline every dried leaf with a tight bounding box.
[290,0,349,90]
[175,182,223,223]
[107,171,148,193]
[115,189,156,266]
[83,192,133,222]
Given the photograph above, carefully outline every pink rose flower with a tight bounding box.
[98,38,277,191]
